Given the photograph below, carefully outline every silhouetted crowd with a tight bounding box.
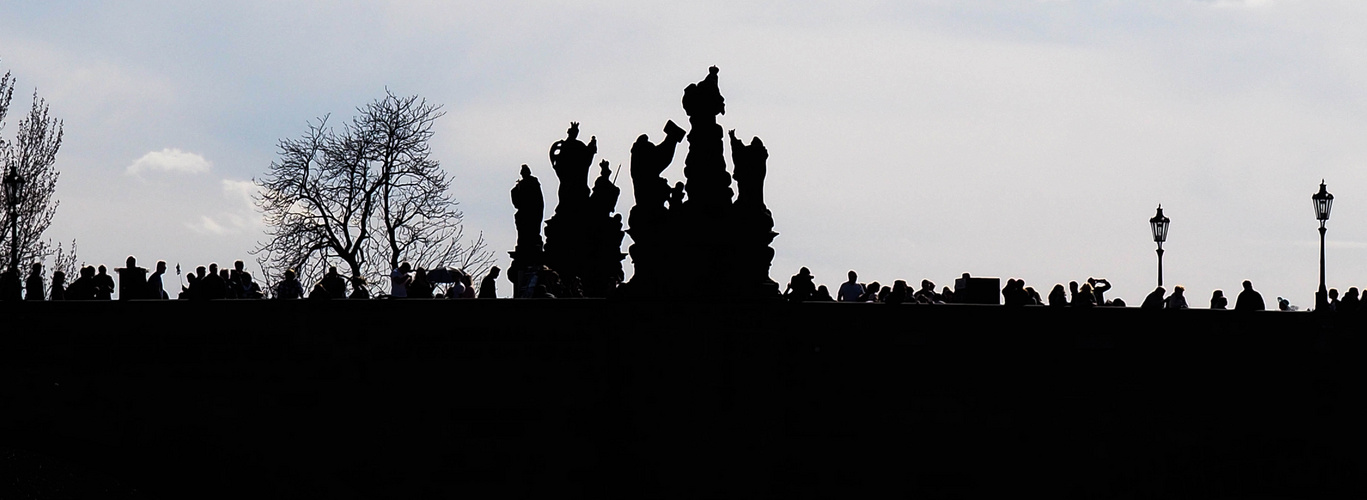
[0,256,502,301]
[782,268,1303,312]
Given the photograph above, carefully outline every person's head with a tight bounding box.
[415,267,427,279]
[1069,281,1079,293]
[867,281,880,292]
[1153,286,1166,295]
[1243,280,1253,290]
[399,262,412,273]
[1330,288,1339,299]
[520,164,532,179]
[1173,285,1184,295]
[328,265,338,276]
[209,262,218,274]
[848,270,857,282]
[1081,283,1093,294]
[97,265,107,275]
[1052,284,1065,294]
[1212,289,1224,298]
[220,269,229,279]
[892,280,907,292]
[817,285,829,296]
[351,274,366,285]
[242,272,253,283]
[1087,277,1096,286]
[53,271,65,284]
[921,279,934,291]
[566,121,580,140]
[234,260,244,272]
[799,267,810,277]
[284,269,296,280]
[82,266,95,278]
[1350,287,1360,298]
[156,260,167,273]
[30,262,41,274]
[489,266,500,279]
[126,255,136,268]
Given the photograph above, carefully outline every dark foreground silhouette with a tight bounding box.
[0,300,1361,498]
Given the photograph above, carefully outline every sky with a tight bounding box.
[2,0,1367,306]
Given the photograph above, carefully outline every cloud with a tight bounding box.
[185,179,264,236]
[126,148,212,176]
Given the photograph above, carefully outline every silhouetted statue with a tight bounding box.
[116,256,148,301]
[511,164,545,252]
[549,122,596,216]
[729,130,767,207]
[667,182,685,211]
[25,263,44,300]
[630,121,686,211]
[1235,280,1265,311]
[590,160,620,217]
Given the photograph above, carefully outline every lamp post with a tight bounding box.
[3,166,23,275]
[1149,205,1170,287]
[1313,180,1334,311]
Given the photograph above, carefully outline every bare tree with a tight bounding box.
[0,58,67,276]
[253,90,493,293]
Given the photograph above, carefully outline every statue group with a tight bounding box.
[509,67,778,298]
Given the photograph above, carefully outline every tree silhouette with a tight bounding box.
[0,58,72,277]
[253,90,491,293]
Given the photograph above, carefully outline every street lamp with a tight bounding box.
[3,166,23,275]
[1149,205,1170,287]
[1313,180,1333,311]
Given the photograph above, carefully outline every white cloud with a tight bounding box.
[126,148,211,176]
[185,179,264,236]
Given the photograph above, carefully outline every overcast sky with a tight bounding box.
[3,0,1367,305]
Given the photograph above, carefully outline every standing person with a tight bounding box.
[783,267,816,303]
[478,267,500,298]
[321,266,348,299]
[1164,285,1189,309]
[275,269,304,299]
[1088,277,1111,305]
[25,263,45,300]
[837,271,864,302]
[391,262,413,298]
[50,270,66,301]
[116,256,149,300]
[94,265,116,300]
[67,266,97,300]
[147,261,169,299]
[1210,290,1228,309]
[1234,280,1265,311]
[446,270,466,298]
[409,268,434,298]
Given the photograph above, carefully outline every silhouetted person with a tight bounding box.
[479,267,499,298]
[25,263,44,300]
[0,267,20,300]
[66,266,97,300]
[391,262,412,298]
[1165,285,1188,309]
[239,272,263,299]
[941,286,955,303]
[783,267,816,303]
[812,285,834,301]
[230,260,246,293]
[276,269,304,299]
[116,256,148,300]
[914,280,939,304]
[147,261,168,299]
[1002,279,1026,306]
[886,280,909,305]
[409,268,434,298]
[460,273,476,298]
[349,275,370,299]
[837,271,864,302]
[308,283,330,300]
[1048,284,1067,307]
[532,284,555,298]
[1088,277,1111,305]
[446,269,467,298]
[94,265,115,300]
[1210,289,1228,309]
[1073,283,1096,308]
[199,263,227,299]
[877,286,891,303]
[1110,297,1126,307]
[1235,280,1265,311]
[1141,287,1166,310]
[1277,297,1293,311]
[50,270,66,301]
[321,266,347,299]
[858,281,881,302]
[1341,287,1360,313]
[1329,288,1340,312]
[1025,286,1043,305]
